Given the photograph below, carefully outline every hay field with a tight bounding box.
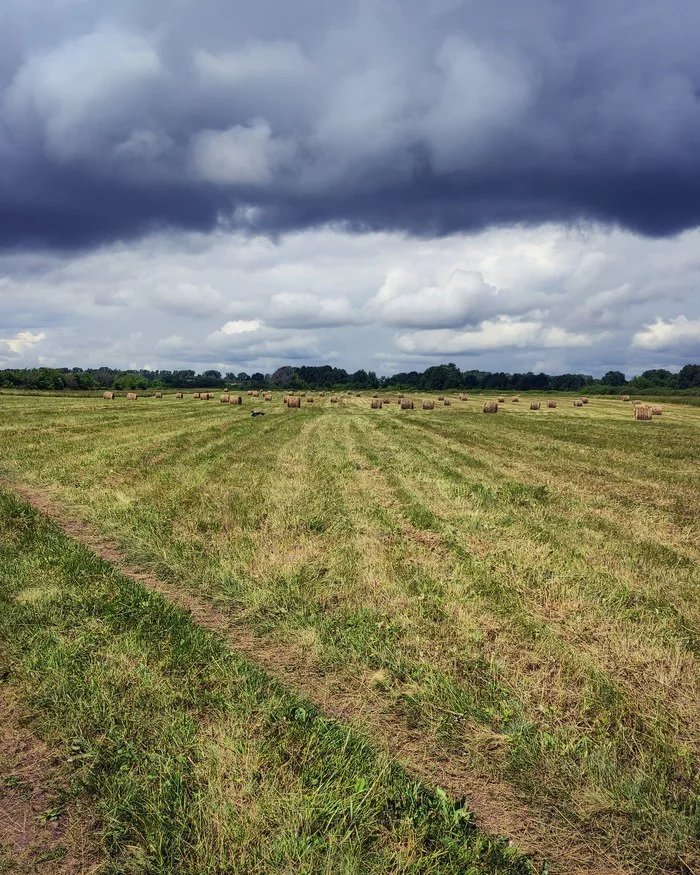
[1,391,699,874]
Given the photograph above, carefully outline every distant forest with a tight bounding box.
[1,362,699,392]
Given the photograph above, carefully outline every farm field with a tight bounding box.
[0,391,699,874]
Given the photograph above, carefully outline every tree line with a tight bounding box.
[1,362,699,392]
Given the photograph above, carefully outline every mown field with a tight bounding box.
[0,391,698,874]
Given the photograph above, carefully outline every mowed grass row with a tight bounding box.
[1,392,699,871]
[0,488,531,875]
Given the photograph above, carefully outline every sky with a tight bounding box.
[1,0,699,377]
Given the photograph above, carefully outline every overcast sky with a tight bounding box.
[1,0,699,377]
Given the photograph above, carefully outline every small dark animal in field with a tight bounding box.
[251,410,266,417]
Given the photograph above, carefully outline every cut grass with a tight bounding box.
[0,391,698,872]
[0,487,532,875]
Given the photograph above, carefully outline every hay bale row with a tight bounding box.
[220,394,230,403]
[103,391,115,400]
[193,393,200,399]
[127,392,137,401]
[423,401,434,410]
[371,399,382,409]
[483,401,498,413]
[229,395,242,405]
[634,405,653,420]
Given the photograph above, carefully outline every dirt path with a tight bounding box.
[3,479,633,875]
[0,685,101,874]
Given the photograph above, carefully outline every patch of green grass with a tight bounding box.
[0,488,533,875]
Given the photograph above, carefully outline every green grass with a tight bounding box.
[0,488,530,875]
[0,389,698,872]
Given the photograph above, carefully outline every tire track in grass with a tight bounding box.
[0,487,533,875]
[1,479,631,875]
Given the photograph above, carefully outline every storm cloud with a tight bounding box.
[3,0,700,250]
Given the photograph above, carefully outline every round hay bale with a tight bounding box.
[299,392,306,397]
[175,392,183,399]
[372,393,379,398]
[229,395,242,405]
[330,397,339,403]
[252,391,260,397]
[511,396,519,403]
[127,392,137,401]
[306,397,315,403]
[498,396,505,403]
[203,392,213,400]
[547,400,557,408]
[437,395,444,401]
[319,392,326,397]
[621,394,630,401]
[400,399,414,410]
[581,396,589,404]
[287,396,301,408]
[247,390,253,396]
[103,391,115,400]
[530,401,541,410]
[155,392,162,398]
[651,405,663,415]
[397,393,405,399]
[483,401,498,413]
[193,393,200,399]
[443,399,451,406]
[263,393,272,401]
[573,399,584,407]
[220,394,230,403]
[356,393,361,397]
[459,394,468,401]
[633,400,642,406]
[370,399,382,409]
[634,405,653,420]
[422,401,435,410]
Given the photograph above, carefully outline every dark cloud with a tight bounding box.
[2,0,700,250]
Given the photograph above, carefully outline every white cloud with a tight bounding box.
[265,292,361,327]
[0,330,46,359]
[395,318,599,356]
[632,316,700,351]
[369,268,504,328]
[219,319,262,335]
[191,118,296,185]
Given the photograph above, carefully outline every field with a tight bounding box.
[0,391,698,874]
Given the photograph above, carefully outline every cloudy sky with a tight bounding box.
[1,0,699,377]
